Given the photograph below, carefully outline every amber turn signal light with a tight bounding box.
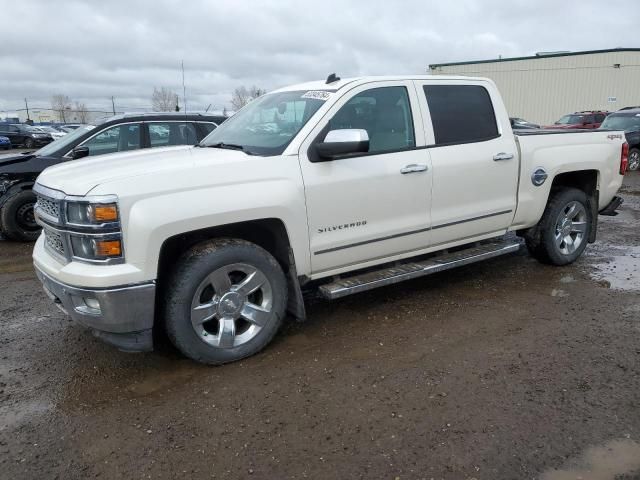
[95,239,122,257]
[92,204,118,222]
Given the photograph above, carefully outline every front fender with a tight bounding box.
[117,180,310,282]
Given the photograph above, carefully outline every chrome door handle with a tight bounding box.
[493,152,514,161]
[400,164,428,174]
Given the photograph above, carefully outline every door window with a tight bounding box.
[148,122,197,147]
[328,86,415,154]
[595,114,606,123]
[82,124,141,156]
[423,85,498,145]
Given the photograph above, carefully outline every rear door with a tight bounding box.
[414,80,518,246]
[298,81,433,275]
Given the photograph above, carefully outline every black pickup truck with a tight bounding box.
[0,112,226,241]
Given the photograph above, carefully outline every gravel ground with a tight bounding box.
[1,175,639,480]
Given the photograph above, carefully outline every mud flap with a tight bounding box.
[588,190,599,244]
[286,248,307,322]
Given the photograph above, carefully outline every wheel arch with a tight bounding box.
[549,169,599,243]
[156,218,306,321]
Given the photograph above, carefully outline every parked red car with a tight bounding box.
[545,111,609,129]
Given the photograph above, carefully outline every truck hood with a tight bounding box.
[36,146,199,195]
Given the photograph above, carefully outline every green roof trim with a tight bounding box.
[429,48,640,69]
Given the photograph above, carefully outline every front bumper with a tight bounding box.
[34,265,155,352]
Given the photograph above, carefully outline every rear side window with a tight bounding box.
[595,114,606,123]
[148,122,197,147]
[423,85,498,145]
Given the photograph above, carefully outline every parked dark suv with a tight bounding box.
[600,108,640,171]
[0,124,54,149]
[545,111,609,130]
[0,112,227,241]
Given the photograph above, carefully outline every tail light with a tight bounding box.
[620,142,629,174]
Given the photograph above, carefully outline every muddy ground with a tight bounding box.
[1,177,639,480]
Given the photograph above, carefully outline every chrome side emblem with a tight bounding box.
[532,167,548,186]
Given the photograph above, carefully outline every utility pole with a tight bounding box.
[24,98,30,121]
[111,96,116,115]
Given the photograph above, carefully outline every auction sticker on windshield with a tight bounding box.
[301,91,332,101]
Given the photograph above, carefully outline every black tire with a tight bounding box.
[526,187,592,266]
[0,190,41,242]
[628,148,640,172]
[165,238,288,365]
[24,138,35,149]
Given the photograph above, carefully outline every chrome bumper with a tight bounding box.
[34,266,155,352]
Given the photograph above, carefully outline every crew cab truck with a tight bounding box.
[32,75,627,365]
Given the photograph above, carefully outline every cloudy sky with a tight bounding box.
[1,0,638,115]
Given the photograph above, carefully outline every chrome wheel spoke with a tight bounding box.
[208,268,232,294]
[555,231,564,248]
[565,203,578,219]
[565,235,575,253]
[235,269,267,296]
[217,318,236,348]
[240,302,271,327]
[191,301,217,327]
[571,221,587,234]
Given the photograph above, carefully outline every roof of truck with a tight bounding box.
[273,75,491,93]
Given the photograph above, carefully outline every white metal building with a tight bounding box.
[429,48,640,125]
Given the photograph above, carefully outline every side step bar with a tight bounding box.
[318,240,521,300]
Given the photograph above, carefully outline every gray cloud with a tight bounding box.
[1,0,637,113]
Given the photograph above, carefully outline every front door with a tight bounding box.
[414,81,519,247]
[298,81,433,275]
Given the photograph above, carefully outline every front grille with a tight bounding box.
[44,228,65,257]
[36,195,60,220]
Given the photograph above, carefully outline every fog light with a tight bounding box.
[84,297,101,312]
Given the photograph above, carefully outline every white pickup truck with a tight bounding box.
[32,75,627,364]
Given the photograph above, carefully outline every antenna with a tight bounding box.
[181,60,187,117]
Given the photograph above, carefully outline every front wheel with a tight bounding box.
[165,238,288,365]
[24,138,35,149]
[628,148,640,171]
[526,188,592,266]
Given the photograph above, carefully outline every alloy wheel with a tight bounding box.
[190,263,273,349]
[554,201,587,255]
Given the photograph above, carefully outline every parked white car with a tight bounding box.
[31,126,66,140]
[32,75,627,364]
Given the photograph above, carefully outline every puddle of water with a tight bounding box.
[590,246,640,291]
[541,438,640,480]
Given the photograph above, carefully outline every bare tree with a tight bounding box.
[151,87,179,112]
[51,94,72,122]
[73,101,89,123]
[230,86,266,111]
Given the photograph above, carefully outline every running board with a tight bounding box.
[318,240,521,300]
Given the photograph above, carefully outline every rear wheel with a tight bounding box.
[628,148,640,171]
[165,238,287,365]
[0,190,41,242]
[526,188,592,266]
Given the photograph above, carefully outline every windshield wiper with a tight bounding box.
[206,142,254,155]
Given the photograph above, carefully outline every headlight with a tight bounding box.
[70,234,123,261]
[66,200,119,225]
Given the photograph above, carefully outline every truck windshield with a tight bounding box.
[600,114,640,132]
[200,91,328,156]
[556,115,584,125]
